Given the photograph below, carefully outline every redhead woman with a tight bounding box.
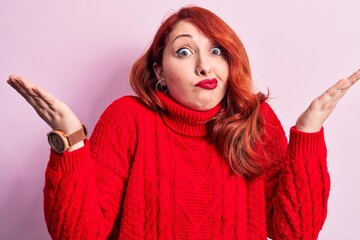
[7,6,360,240]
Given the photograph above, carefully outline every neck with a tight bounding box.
[156,92,222,136]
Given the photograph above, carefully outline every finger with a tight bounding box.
[324,69,360,95]
[7,74,23,85]
[317,69,359,110]
[8,75,53,107]
[32,86,59,112]
[8,76,57,120]
[324,79,347,97]
[345,69,360,86]
[7,75,26,92]
[8,74,32,89]
[8,75,36,98]
[25,88,60,126]
[313,81,346,112]
[328,69,360,98]
[9,75,58,106]
[14,82,43,106]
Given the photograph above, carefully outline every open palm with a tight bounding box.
[7,75,82,135]
[296,69,360,132]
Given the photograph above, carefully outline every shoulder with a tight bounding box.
[98,95,156,126]
[106,95,154,116]
[110,95,146,108]
[260,101,278,120]
[259,101,288,170]
[259,100,287,143]
[259,101,283,129]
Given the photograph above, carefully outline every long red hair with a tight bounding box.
[130,6,268,177]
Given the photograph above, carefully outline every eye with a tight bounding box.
[176,48,192,57]
[211,46,222,55]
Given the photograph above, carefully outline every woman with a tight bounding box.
[7,6,359,240]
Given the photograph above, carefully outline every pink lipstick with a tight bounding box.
[195,78,218,89]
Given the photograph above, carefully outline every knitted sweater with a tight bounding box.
[44,92,330,240]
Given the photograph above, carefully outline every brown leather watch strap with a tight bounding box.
[66,125,88,146]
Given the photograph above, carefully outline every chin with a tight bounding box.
[177,94,222,111]
[190,102,218,111]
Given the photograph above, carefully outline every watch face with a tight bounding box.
[48,133,65,153]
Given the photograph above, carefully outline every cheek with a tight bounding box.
[212,59,229,76]
[163,66,191,88]
[166,78,190,97]
[162,61,180,81]
[165,75,193,101]
[222,61,230,76]
[224,73,230,86]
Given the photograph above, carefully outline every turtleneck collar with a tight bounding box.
[156,92,222,137]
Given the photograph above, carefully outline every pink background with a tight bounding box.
[1,1,359,239]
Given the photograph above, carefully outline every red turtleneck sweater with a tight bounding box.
[44,93,329,239]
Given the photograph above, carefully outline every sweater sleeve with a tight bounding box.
[262,102,330,240]
[43,97,138,240]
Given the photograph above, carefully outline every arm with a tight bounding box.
[264,119,329,239]
[7,75,136,239]
[265,69,359,239]
[295,69,360,132]
[44,98,136,239]
[7,75,84,151]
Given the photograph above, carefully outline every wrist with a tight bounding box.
[47,125,88,153]
[295,123,322,133]
[66,141,85,152]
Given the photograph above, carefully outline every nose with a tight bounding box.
[196,67,209,76]
[195,55,211,76]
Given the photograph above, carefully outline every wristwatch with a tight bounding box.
[47,125,88,153]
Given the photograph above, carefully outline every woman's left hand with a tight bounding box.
[296,69,360,132]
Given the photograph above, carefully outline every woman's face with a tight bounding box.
[154,21,229,111]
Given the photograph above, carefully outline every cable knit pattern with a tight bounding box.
[43,92,329,239]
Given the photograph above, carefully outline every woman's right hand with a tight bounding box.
[7,75,84,150]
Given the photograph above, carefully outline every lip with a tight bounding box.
[195,78,218,89]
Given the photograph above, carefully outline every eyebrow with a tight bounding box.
[172,34,193,44]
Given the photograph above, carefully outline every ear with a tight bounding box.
[153,62,164,80]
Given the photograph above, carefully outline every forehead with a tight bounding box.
[168,21,206,42]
